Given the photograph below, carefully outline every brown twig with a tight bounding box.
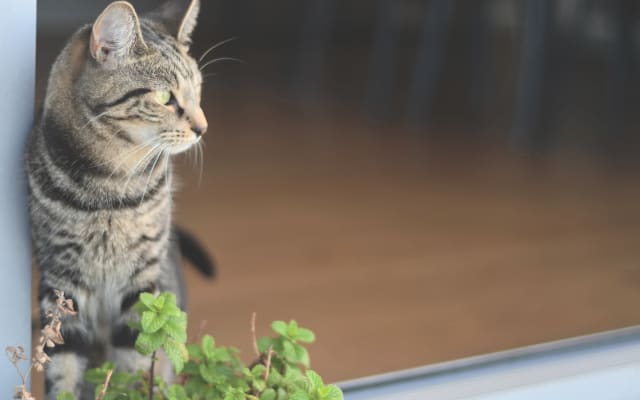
[263,346,274,382]
[149,350,157,400]
[196,319,208,342]
[96,369,113,400]
[251,312,259,357]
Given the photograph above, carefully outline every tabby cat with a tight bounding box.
[26,1,211,398]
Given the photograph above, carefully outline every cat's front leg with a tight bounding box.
[45,352,91,400]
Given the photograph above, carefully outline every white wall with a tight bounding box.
[0,0,36,395]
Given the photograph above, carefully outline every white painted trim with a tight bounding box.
[0,0,36,395]
[340,326,640,399]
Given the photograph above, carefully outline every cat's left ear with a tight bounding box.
[148,0,200,47]
[90,1,147,68]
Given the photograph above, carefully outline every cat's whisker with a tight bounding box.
[104,141,154,180]
[197,37,237,63]
[196,140,204,187]
[199,57,245,72]
[140,148,166,203]
[121,144,161,196]
[164,153,171,192]
[202,73,216,83]
[78,110,110,131]
[119,145,161,205]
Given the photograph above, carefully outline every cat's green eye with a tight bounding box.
[155,90,172,105]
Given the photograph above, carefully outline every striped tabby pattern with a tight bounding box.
[25,1,207,398]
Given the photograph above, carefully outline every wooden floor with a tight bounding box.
[30,96,640,397]
[173,97,640,382]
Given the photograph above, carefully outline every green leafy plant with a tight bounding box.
[49,291,343,400]
[131,292,189,374]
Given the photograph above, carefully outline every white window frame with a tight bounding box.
[0,0,36,396]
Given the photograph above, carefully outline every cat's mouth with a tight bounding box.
[163,135,202,155]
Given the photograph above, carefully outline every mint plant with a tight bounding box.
[257,320,315,369]
[131,292,189,374]
[49,291,344,400]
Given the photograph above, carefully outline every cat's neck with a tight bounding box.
[39,111,172,202]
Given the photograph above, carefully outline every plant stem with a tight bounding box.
[96,369,113,400]
[149,350,156,400]
[251,312,259,357]
[264,346,273,382]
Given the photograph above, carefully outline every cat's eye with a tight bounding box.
[155,90,172,105]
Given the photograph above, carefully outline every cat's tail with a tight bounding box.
[175,226,216,278]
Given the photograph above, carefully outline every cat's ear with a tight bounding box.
[90,1,147,68]
[148,0,200,47]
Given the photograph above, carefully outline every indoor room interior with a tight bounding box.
[31,0,640,397]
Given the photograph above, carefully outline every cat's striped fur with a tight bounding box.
[26,1,208,398]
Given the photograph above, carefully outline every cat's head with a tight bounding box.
[47,0,207,161]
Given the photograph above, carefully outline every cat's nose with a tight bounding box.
[190,107,208,137]
[192,124,207,137]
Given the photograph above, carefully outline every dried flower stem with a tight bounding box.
[5,290,76,400]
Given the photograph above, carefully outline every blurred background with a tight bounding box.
[35,0,640,392]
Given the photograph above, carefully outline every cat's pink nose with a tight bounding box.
[191,107,208,136]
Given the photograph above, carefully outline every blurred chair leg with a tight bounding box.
[407,0,455,126]
[365,0,397,120]
[511,0,551,148]
[469,0,494,120]
[605,0,636,148]
[292,0,337,102]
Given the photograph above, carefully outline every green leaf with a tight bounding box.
[317,387,331,399]
[323,386,343,400]
[84,369,108,385]
[127,320,142,331]
[199,363,218,384]
[141,311,168,333]
[188,343,204,361]
[202,335,216,359]
[289,391,310,400]
[294,345,310,368]
[305,371,323,392]
[223,387,246,400]
[282,341,298,363]
[295,328,315,343]
[283,368,306,389]
[277,388,288,400]
[253,379,267,392]
[153,293,167,311]
[251,365,267,378]
[266,367,282,387]
[160,292,181,315]
[257,337,273,353]
[135,331,165,355]
[56,392,76,400]
[168,385,190,400]
[139,292,156,308]
[271,321,288,337]
[164,338,189,374]
[84,362,115,384]
[215,347,234,362]
[286,320,299,338]
[206,390,223,400]
[163,318,187,343]
[260,388,276,400]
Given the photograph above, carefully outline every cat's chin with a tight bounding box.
[165,138,201,155]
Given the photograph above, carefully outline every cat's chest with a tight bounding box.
[73,206,170,276]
